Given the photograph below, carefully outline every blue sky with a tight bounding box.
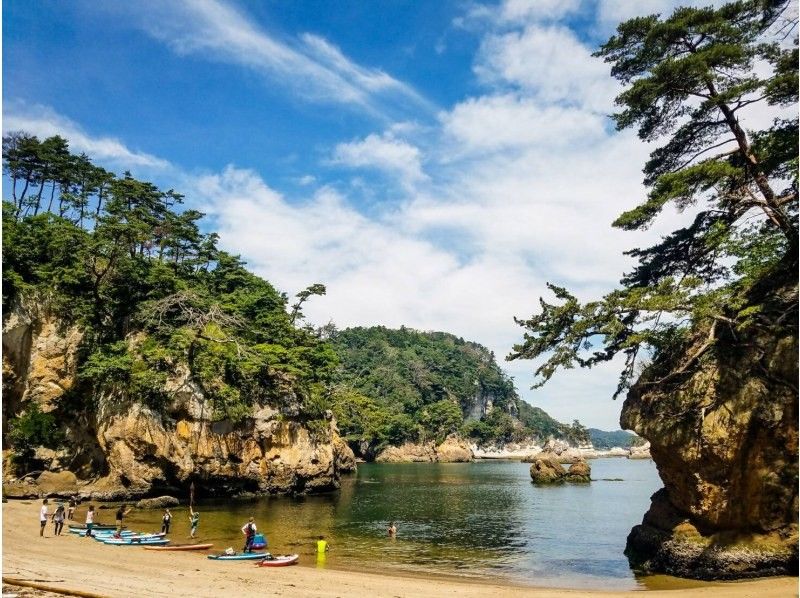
[3,0,735,430]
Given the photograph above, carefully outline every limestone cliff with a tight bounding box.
[621,276,798,579]
[2,302,355,499]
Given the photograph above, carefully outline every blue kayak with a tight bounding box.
[207,552,265,561]
[103,537,170,546]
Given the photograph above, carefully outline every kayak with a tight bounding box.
[72,529,135,536]
[103,537,170,546]
[251,533,268,549]
[94,533,164,542]
[207,552,266,561]
[257,554,299,567]
[144,543,214,551]
[69,524,120,530]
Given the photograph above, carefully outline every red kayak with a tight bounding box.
[257,554,299,567]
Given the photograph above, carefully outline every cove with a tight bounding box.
[120,458,678,590]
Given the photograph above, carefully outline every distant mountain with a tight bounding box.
[588,428,644,449]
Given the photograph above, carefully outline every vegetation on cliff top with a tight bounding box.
[328,326,589,453]
[509,0,798,401]
[2,134,337,459]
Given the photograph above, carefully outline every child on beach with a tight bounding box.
[189,506,199,538]
[316,535,329,554]
[52,503,66,536]
[39,499,49,537]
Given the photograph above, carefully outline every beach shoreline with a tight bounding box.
[3,501,796,598]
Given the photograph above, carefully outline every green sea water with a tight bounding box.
[107,458,699,590]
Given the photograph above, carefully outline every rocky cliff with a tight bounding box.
[621,277,798,579]
[2,302,356,500]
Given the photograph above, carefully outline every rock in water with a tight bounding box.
[565,460,591,483]
[621,276,798,580]
[136,496,180,509]
[529,452,566,483]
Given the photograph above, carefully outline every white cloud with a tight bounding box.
[440,93,606,155]
[475,24,620,113]
[331,133,427,188]
[3,102,171,170]
[130,0,430,116]
[498,0,582,23]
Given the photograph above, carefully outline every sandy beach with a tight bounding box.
[2,501,796,598]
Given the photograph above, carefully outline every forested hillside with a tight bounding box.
[2,133,337,471]
[328,326,589,454]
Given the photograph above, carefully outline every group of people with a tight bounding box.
[39,498,81,536]
[157,506,199,538]
[39,497,399,555]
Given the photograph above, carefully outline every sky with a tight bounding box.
[2,0,748,430]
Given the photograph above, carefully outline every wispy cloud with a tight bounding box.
[3,102,171,170]
[131,0,432,117]
[331,132,427,189]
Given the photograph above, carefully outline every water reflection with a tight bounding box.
[121,459,668,590]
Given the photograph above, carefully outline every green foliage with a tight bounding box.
[3,135,339,434]
[7,403,64,465]
[329,326,526,448]
[511,1,798,399]
[588,428,643,449]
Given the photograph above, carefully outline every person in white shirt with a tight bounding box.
[39,499,49,537]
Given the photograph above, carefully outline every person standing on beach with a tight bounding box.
[189,506,199,538]
[52,503,66,536]
[388,521,397,537]
[115,504,131,536]
[161,508,172,534]
[39,499,49,537]
[241,517,257,553]
[67,498,77,521]
[85,505,96,537]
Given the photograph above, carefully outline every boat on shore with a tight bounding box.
[207,552,265,561]
[257,554,299,567]
[144,543,213,551]
[103,537,170,546]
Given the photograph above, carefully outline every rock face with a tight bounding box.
[621,277,798,580]
[627,442,652,459]
[135,495,179,509]
[529,452,591,484]
[2,303,356,499]
[374,437,474,463]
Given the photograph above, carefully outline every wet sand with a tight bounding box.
[3,501,797,598]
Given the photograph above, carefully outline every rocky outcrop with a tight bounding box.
[621,276,798,579]
[374,437,474,463]
[529,452,591,484]
[2,301,83,420]
[435,436,473,462]
[627,442,651,459]
[2,303,357,500]
[135,495,179,509]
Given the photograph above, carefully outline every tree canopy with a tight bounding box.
[3,133,335,441]
[508,0,797,398]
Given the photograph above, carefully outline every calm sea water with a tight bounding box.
[117,458,675,590]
